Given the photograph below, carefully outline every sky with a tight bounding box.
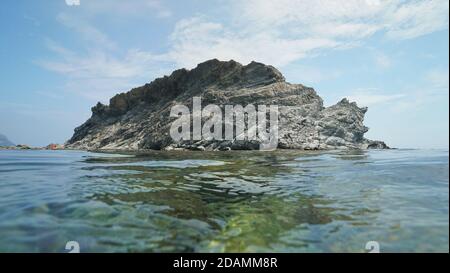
[0,0,448,148]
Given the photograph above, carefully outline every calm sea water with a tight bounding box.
[0,149,448,253]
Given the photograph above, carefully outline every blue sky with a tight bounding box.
[0,0,448,148]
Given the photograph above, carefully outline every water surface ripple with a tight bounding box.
[0,149,448,252]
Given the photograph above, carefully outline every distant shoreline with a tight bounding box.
[0,143,65,151]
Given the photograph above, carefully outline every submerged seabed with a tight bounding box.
[0,149,448,252]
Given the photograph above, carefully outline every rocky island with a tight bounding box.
[66,59,388,151]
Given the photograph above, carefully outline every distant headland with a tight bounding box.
[0,134,14,147]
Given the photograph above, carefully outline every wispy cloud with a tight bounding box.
[374,52,392,69]
[233,0,448,41]
[56,13,117,51]
[166,0,449,68]
[65,0,80,6]
[346,88,406,107]
[345,67,450,112]
[39,39,162,79]
[37,13,172,101]
[38,40,170,101]
[38,0,448,101]
[167,16,338,68]
[77,0,172,18]
[344,88,434,115]
[384,0,449,40]
[425,67,449,91]
[284,64,343,84]
[23,14,41,27]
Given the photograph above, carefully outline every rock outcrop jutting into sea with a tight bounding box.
[66,59,388,151]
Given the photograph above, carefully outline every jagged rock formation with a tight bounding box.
[0,134,14,147]
[66,59,388,151]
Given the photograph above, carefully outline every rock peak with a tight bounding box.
[187,59,285,86]
[91,59,287,117]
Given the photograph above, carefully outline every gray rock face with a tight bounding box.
[0,134,14,147]
[66,59,388,151]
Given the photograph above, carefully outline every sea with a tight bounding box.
[0,149,448,252]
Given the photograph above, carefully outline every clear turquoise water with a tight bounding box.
[0,149,448,253]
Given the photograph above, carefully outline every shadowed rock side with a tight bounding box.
[66,59,388,151]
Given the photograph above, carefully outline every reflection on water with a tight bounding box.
[0,149,448,252]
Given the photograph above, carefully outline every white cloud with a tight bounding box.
[40,44,156,79]
[425,68,449,90]
[23,14,41,27]
[79,0,172,18]
[37,15,172,102]
[167,16,339,68]
[346,89,406,107]
[65,0,80,6]
[233,0,448,41]
[57,13,117,51]
[374,52,392,69]
[166,0,449,68]
[38,41,171,101]
[40,0,448,101]
[384,0,449,40]
[345,78,449,113]
[146,0,172,18]
[233,0,387,38]
[284,65,342,84]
